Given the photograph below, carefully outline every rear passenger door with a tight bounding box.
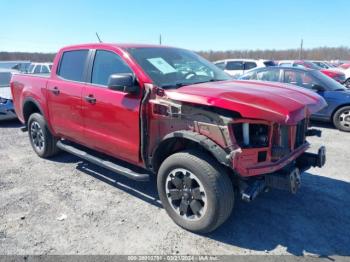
[47,49,89,142]
[81,49,141,164]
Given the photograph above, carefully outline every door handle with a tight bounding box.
[85,95,96,104]
[52,86,60,95]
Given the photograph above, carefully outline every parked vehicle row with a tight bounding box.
[213,58,348,86]
[239,66,350,132]
[9,43,326,233]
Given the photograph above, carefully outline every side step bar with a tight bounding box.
[57,141,150,181]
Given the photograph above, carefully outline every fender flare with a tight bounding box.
[22,97,45,121]
[152,130,231,170]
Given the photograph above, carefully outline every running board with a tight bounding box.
[56,140,150,181]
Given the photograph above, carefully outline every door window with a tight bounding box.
[91,50,133,86]
[283,70,320,89]
[34,65,42,74]
[244,62,257,70]
[41,65,50,74]
[57,50,89,82]
[257,70,280,82]
[226,61,243,70]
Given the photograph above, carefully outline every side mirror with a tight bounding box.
[312,84,325,92]
[107,73,138,94]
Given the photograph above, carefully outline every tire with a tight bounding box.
[28,113,59,158]
[333,106,350,132]
[157,150,234,233]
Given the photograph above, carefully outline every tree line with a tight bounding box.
[198,46,350,62]
[1,46,350,62]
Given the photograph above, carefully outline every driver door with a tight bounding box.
[82,49,141,164]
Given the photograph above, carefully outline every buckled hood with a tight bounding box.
[165,80,327,124]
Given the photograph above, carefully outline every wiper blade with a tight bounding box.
[160,82,188,89]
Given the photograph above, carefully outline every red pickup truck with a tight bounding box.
[11,43,326,233]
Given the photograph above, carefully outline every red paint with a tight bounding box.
[10,43,326,177]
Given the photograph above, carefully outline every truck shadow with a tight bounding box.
[51,153,350,256]
[0,119,22,128]
[310,120,336,130]
[208,172,350,256]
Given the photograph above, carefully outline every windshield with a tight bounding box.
[311,70,347,91]
[0,72,11,87]
[126,47,231,88]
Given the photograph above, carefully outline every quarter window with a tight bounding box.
[244,62,257,70]
[283,70,320,89]
[58,50,89,82]
[91,50,132,86]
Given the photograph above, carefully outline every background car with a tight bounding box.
[311,61,336,69]
[26,62,52,74]
[277,60,346,83]
[0,69,17,120]
[239,66,350,131]
[213,59,276,78]
[0,60,31,73]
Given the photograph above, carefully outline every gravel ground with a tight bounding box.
[0,119,349,256]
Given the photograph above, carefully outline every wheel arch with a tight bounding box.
[151,130,231,173]
[22,97,44,124]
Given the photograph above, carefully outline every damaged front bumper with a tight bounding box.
[240,146,326,202]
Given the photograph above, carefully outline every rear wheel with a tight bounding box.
[333,106,350,132]
[28,113,59,158]
[157,150,234,233]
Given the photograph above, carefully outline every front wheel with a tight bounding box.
[28,113,59,158]
[333,106,350,132]
[157,150,234,233]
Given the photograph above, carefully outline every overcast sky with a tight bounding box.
[1,0,349,52]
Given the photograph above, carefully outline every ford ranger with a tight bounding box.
[11,43,327,233]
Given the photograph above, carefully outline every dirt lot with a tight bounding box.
[0,119,349,256]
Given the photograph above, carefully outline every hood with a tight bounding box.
[0,86,12,100]
[165,80,327,125]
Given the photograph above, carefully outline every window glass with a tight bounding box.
[58,50,89,82]
[244,62,257,70]
[257,70,280,82]
[34,65,42,74]
[226,61,243,70]
[0,72,12,86]
[283,70,320,89]
[41,65,50,74]
[127,47,230,88]
[91,50,132,86]
[215,62,225,70]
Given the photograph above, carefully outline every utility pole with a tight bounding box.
[299,38,303,60]
[96,32,102,43]
[159,34,162,45]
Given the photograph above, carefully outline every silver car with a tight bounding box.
[0,69,17,120]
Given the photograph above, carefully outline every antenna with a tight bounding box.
[96,32,103,43]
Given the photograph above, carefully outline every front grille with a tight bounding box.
[295,119,306,148]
